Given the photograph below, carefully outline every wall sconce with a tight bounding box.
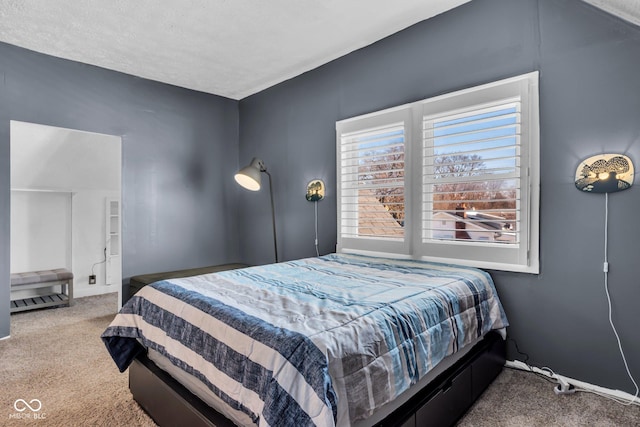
[306,179,325,256]
[235,157,278,263]
[305,179,325,202]
[575,154,634,193]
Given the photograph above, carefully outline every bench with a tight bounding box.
[128,263,248,301]
[10,268,74,313]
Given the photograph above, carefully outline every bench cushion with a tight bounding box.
[128,263,248,299]
[11,269,74,287]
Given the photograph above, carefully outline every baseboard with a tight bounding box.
[74,285,118,298]
[506,360,639,405]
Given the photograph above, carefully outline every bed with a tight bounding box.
[102,253,508,427]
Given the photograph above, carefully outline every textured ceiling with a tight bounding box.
[582,0,640,27]
[0,1,637,100]
[0,0,470,99]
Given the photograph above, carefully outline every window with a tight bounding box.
[337,108,411,255]
[336,72,539,273]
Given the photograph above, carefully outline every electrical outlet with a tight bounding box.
[554,380,576,395]
[89,275,96,284]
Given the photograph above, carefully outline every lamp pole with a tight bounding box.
[235,157,279,264]
[263,169,278,263]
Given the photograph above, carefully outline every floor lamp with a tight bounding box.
[234,158,278,263]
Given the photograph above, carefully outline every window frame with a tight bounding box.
[336,72,540,273]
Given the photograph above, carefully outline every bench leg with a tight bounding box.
[67,279,73,307]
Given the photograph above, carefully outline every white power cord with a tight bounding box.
[314,200,320,256]
[506,360,640,406]
[510,192,640,406]
[91,244,109,275]
[603,192,639,405]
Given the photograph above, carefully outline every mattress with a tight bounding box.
[103,253,508,427]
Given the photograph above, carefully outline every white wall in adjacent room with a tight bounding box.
[10,191,72,272]
[72,190,121,298]
[11,122,120,192]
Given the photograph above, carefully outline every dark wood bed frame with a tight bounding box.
[129,331,505,427]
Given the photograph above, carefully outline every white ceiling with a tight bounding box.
[582,0,640,27]
[0,0,637,100]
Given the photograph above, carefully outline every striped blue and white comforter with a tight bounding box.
[102,253,508,427]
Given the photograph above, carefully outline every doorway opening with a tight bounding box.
[10,121,122,310]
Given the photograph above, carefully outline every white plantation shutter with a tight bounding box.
[417,73,539,272]
[336,72,539,272]
[337,108,411,254]
[423,100,521,245]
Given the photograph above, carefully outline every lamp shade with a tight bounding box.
[234,158,264,191]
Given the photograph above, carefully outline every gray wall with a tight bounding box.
[238,0,640,393]
[2,0,638,395]
[0,42,241,337]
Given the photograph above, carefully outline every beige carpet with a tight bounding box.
[0,293,154,427]
[1,293,639,426]
[458,369,640,427]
